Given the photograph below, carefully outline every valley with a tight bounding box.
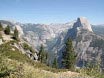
[0,17,104,78]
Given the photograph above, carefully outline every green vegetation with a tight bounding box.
[0,55,69,78]
[23,42,30,50]
[0,23,103,78]
[90,39,104,68]
[0,22,3,31]
[0,33,2,39]
[0,39,101,78]
[0,42,31,63]
[13,27,19,40]
[0,41,66,72]
[52,57,58,68]
[0,42,70,78]
[38,44,48,64]
[23,42,35,53]
[62,39,76,70]
[4,25,10,35]
[77,65,104,78]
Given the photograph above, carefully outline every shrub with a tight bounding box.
[4,25,10,35]
[0,22,3,31]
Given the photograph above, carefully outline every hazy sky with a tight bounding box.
[0,0,104,24]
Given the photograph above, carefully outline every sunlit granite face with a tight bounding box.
[77,17,93,32]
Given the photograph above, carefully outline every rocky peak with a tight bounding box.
[74,17,93,32]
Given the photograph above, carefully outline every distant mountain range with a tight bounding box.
[92,25,104,35]
[0,17,104,69]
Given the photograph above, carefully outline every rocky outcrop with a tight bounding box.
[58,17,104,68]
[75,17,93,32]
[1,17,104,69]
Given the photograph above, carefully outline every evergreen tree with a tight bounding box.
[4,25,10,35]
[13,27,18,40]
[38,44,47,63]
[44,52,48,64]
[0,23,3,31]
[62,39,76,70]
[52,57,58,68]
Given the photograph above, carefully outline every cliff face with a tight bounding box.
[76,17,93,32]
[58,17,104,68]
[1,17,104,69]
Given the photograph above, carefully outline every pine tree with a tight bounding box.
[0,23,3,31]
[13,27,18,40]
[44,52,48,64]
[62,39,76,70]
[52,57,58,68]
[38,44,47,63]
[4,25,10,35]
[38,45,49,64]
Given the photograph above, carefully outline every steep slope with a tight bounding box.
[0,54,89,78]
[21,22,74,51]
[0,40,89,78]
[58,17,104,70]
[1,18,104,69]
[1,18,104,77]
[76,17,93,32]
[0,20,74,51]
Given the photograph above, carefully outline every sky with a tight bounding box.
[0,0,104,24]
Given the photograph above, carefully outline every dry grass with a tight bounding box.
[0,57,89,78]
[0,42,93,78]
